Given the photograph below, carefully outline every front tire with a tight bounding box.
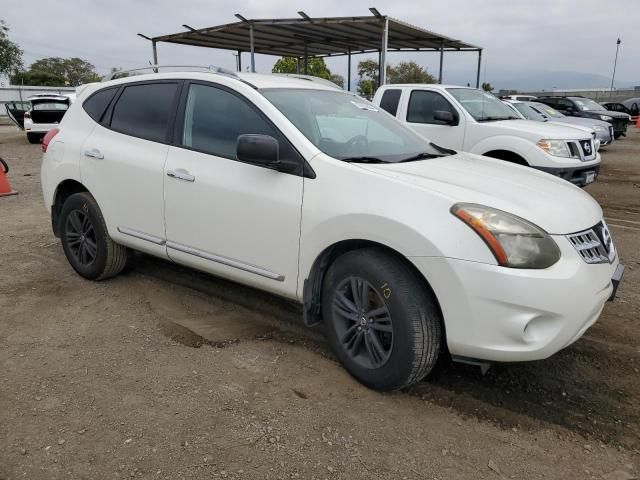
[59,192,128,280]
[322,248,442,391]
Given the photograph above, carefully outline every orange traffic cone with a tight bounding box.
[636,115,640,128]
[0,157,18,197]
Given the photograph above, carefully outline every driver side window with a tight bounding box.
[406,91,457,124]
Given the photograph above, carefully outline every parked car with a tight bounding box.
[41,69,623,391]
[537,96,629,139]
[503,100,614,147]
[373,84,601,186]
[4,100,32,130]
[500,94,537,102]
[600,101,634,118]
[621,97,640,117]
[24,94,75,144]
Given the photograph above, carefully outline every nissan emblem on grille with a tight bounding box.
[582,141,591,155]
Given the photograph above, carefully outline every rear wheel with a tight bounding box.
[26,133,41,144]
[59,192,128,280]
[322,248,442,391]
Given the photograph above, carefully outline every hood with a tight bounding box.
[357,152,602,235]
[581,109,629,119]
[485,119,592,140]
[550,117,610,130]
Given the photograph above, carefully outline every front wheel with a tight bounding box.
[322,248,442,391]
[59,192,128,280]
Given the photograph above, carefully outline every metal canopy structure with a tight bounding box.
[141,8,483,89]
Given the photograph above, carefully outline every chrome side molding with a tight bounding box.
[117,227,166,245]
[166,241,285,282]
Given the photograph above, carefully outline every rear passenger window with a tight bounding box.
[406,90,457,124]
[110,83,178,142]
[379,89,402,116]
[83,87,118,122]
[181,83,299,164]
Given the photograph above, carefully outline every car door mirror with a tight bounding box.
[237,134,279,166]
[434,110,456,125]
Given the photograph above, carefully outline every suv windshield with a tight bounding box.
[261,89,444,162]
[573,98,606,112]
[529,102,564,119]
[510,102,546,121]
[447,88,519,122]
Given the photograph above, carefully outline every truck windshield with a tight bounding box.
[447,88,519,122]
[261,88,445,163]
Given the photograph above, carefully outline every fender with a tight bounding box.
[469,135,535,162]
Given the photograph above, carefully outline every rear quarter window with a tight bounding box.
[82,87,118,122]
[379,89,402,116]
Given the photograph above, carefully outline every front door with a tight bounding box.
[403,89,465,149]
[163,82,304,298]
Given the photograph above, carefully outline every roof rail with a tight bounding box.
[274,73,342,90]
[104,65,238,81]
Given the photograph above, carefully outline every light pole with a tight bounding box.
[610,38,621,96]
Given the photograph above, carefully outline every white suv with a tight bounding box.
[41,69,624,391]
[373,85,601,186]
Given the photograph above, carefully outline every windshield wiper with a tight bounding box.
[429,142,457,155]
[340,156,386,164]
[398,152,442,163]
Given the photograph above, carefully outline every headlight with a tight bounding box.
[451,203,561,269]
[600,114,613,121]
[536,139,572,157]
[592,125,605,132]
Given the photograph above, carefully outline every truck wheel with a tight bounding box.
[322,248,442,391]
[59,192,128,280]
[27,133,41,144]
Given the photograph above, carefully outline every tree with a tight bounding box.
[0,20,23,77]
[329,73,344,88]
[10,70,66,87]
[387,61,435,84]
[481,82,493,92]
[357,59,380,98]
[272,56,332,80]
[28,57,101,86]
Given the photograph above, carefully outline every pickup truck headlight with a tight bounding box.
[451,203,561,269]
[600,114,613,121]
[536,139,572,157]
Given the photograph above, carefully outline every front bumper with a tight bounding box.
[536,164,600,187]
[411,236,621,363]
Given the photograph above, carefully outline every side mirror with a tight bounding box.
[434,110,456,125]
[237,134,279,166]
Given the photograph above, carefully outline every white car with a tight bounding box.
[41,69,624,391]
[500,94,537,102]
[24,94,75,144]
[373,85,601,186]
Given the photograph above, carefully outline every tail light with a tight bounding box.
[42,128,60,153]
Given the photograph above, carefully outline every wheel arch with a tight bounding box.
[482,149,529,166]
[51,179,90,237]
[302,239,445,335]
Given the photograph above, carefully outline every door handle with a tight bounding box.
[84,148,104,160]
[167,169,195,182]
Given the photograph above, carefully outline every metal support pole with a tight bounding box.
[152,40,158,65]
[237,50,242,72]
[380,17,389,86]
[249,24,255,73]
[438,40,444,84]
[296,58,300,74]
[610,38,621,96]
[476,49,482,88]
[347,48,351,91]
[303,43,308,75]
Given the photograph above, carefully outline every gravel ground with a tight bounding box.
[1,125,639,479]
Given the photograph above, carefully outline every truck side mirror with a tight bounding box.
[434,110,456,125]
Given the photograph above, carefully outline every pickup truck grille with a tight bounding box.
[567,221,615,264]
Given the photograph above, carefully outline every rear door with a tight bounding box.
[4,102,29,129]
[80,81,181,258]
[163,81,304,298]
[402,89,465,149]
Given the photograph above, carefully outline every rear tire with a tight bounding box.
[321,248,442,391]
[59,192,128,280]
[27,133,41,144]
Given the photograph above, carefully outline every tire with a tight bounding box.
[27,133,41,144]
[614,133,622,139]
[321,248,442,391]
[59,192,128,280]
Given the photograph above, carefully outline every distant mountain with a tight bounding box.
[488,70,639,92]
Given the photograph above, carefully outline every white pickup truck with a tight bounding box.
[373,84,601,186]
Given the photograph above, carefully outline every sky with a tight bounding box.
[3,0,640,90]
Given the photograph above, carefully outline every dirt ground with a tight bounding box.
[1,124,639,480]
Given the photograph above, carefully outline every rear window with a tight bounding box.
[379,89,402,116]
[110,83,179,142]
[83,87,118,122]
[32,103,68,111]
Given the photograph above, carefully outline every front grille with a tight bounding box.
[567,221,616,264]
